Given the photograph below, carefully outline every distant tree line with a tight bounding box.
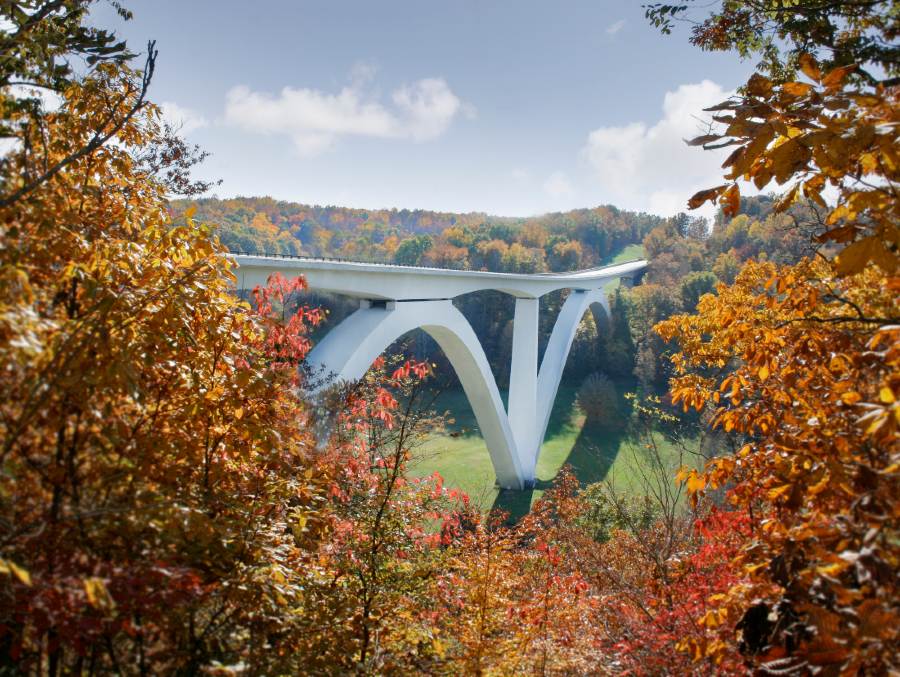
[168,197,662,272]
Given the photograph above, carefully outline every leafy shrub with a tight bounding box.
[576,372,620,429]
[576,483,658,542]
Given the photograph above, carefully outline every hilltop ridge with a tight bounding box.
[169,196,668,272]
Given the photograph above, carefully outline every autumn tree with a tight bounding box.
[679,270,717,312]
[0,8,333,673]
[647,1,899,672]
[429,459,747,674]
[287,358,464,673]
[430,475,604,675]
[645,0,899,85]
[0,2,150,208]
[649,0,900,274]
[577,372,621,429]
[658,261,898,672]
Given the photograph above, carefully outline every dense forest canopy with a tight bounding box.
[170,194,814,399]
[168,197,666,271]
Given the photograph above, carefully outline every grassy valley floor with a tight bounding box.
[406,243,684,520]
[408,385,698,521]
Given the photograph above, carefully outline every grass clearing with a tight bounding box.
[409,383,699,520]
[602,242,645,266]
[603,243,645,292]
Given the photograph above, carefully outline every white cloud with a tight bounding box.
[7,84,63,112]
[392,78,465,140]
[511,167,530,181]
[606,19,626,36]
[0,137,20,157]
[583,80,735,218]
[160,101,209,135]
[543,171,575,198]
[224,75,470,156]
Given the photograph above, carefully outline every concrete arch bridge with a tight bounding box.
[233,254,647,490]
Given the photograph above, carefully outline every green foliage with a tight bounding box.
[0,2,155,208]
[598,288,637,379]
[576,483,658,542]
[679,270,717,311]
[394,233,433,266]
[0,1,132,92]
[712,250,741,284]
[576,373,620,429]
[646,0,899,85]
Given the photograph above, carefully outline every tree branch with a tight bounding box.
[0,40,157,209]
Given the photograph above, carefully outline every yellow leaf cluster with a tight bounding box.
[1,61,329,672]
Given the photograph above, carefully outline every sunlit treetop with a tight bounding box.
[0,1,133,91]
[645,0,900,85]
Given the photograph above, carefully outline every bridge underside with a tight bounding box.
[233,255,646,490]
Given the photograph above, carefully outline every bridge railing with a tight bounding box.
[229,250,428,267]
[227,249,645,276]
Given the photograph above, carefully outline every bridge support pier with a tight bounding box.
[508,298,539,486]
[234,252,647,490]
[307,299,529,489]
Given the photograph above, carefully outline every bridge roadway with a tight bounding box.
[232,254,647,300]
[232,254,648,490]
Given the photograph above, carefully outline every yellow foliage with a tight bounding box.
[656,258,899,671]
[0,60,327,672]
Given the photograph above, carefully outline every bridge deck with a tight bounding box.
[231,254,648,300]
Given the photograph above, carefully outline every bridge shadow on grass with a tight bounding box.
[564,422,627,485]
[490,421,626,525]
[542,386,578,440]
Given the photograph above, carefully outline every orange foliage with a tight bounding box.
[686,56,899,275]
[0,58,331,671]
[657,259,899,673]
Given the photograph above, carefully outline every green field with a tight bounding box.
[602,242,645,290]
[408,385,694,520]
[602,242,645,266]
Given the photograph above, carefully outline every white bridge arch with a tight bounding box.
[233,255,647,490]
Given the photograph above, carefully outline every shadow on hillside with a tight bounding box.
[440,385,579,442]
[430,386,499,440]
[489,422,626,524]
[543,386,578,440]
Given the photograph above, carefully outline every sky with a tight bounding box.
[91,0,755,218]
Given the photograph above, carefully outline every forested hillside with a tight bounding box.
[168,197,663,272]
[172,194,813,397]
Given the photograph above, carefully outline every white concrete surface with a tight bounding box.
[233,254,646,490]
[507,298,539,484]
[536,288,609,462]
[232,254,646,300]
[306,300,526,489]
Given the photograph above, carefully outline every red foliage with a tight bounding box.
[604,508,750,675]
